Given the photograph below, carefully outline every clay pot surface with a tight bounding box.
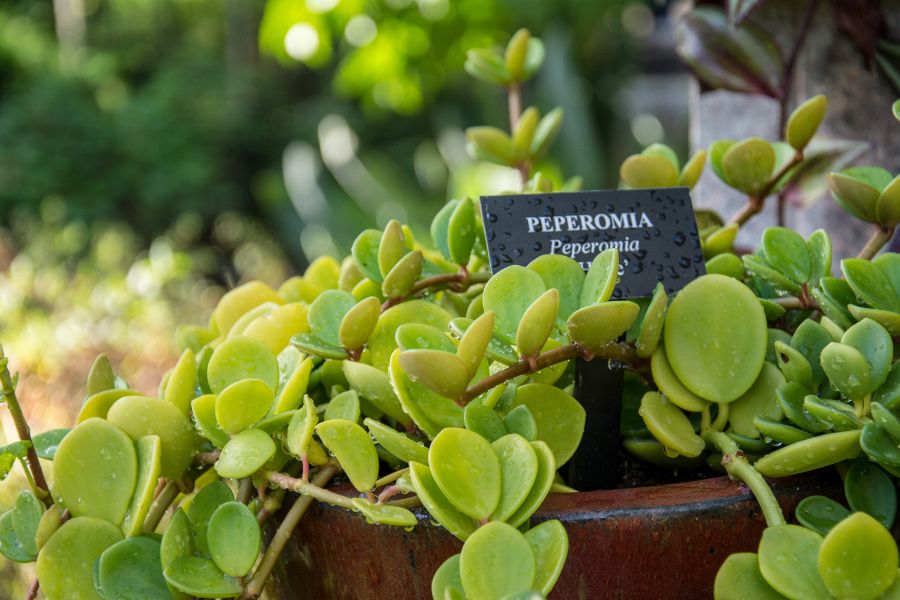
[268,471,842,599]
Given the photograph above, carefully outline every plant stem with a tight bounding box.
[374,467,408,488]
[456,342,641,406]
[143,480,181,533]
[237,478,252,504]
[381,270,490,312]
[0,348,51,506]
[507,82,522,133]
[728,152,804,227]
[263,468,354,510]
[857,225,896,260]
[710,404,730,432]
[25,578,39,600]
[704,431,785,527]
[241,464,338,600]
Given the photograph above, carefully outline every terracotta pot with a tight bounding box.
[267,471,842,599]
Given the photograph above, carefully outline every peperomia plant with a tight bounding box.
[3,28,900,600]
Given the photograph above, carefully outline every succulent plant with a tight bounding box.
[4,27,900,600]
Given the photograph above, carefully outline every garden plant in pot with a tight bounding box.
[3,28,900,600]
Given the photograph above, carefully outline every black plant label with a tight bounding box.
[480,188,706,298]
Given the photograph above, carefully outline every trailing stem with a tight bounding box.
[263,467,354,510]
[857,225,896,260]
[456,341,642,406]
[506,81,531,186]
[729,152,804,227]
[0,348,51,506]
[381,270,490,312]
[704,431,786,527]
[241,464,339,600]
[143,481,181,533]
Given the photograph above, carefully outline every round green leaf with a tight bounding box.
[364,418,428,464]
[460,521,536,600]
[755,430,861,477]
[650,347,707,412]
[875,362,900,410]
[342,360,411,426]
[408,461,476,540]
[382,250,423,299]
[465,403,507,442]
[508,384,586,466]
[339,296,381,351]
[163,556,243,599]
[324,390,361,423]
[98,536,173,600]
[638,391,705,457]
[620,154,679,188]
[527,254,585,320]
[122,435,162,537]
[567,301,640,354]
[523,520,568,596]
[728,362,785,438]
[186,481,233,556]
[429,427,501,520]
[77,388,137,423]
[11,490,42,558]
[490,434,539,522]
[206,336,279,394]
[432,554,466,600]
[819,512,898,600]
[722,137,775,195]
[842,318,893,390]
[53,418,137,525]
[351,499,417,528]
[796,495,851,536]
[758,524,828,600]
[395,323,456,353]
[108,395,195,480]
[431,200,460,258]
[762,226,812,284]
[378,220,406,277]
[843,257,900,312]
[368,300,452,370]
[207,502,260,577]
[679,149,707,188]
[785,95,827,151]
[636,283,668,358]
[776,381,826,433]
[845,460,896,529]
[580,249,619,307]
[215,428,276,479]
[191,394,229,449]
[849,305,900,336]
[664,274,767,403]
[164,349,197,417]
[352,229,385,283]
[714,553,786,600]
[807,229,832,285]
[212,281,282,335]
[37,517,124,600]
[828,170,882,221]
[484,266,546,340]
[0,510,33,563]
[774,341,812,386]
[448,198,477,265]
[398,349,471,399]
[161,509,194,569]
[215,378,274,435]
[516,289,559,357]
[820,342,872,400]
[316,419,379,492]
[862,422,900,468]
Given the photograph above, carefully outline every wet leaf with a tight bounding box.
[636,283,668,358]
[506,441,556,528]
[87,354,116,396]
[729,363,785,438]
[382,250,423,299]
[762,227,811,284]
[108,396,195,479]
[527,255,584,320]
[398,349,471,399]
[820,342,872,400]
[460,521,535,600]
[862,422,900,468]
[317,419,379,492]
[758,525,828,600]
[122,435,162,537]
[32,428,69,460]
[508,384,585,466]
[364,418,428,464]
[378,220,407,278]
[215,428,276,479]
[465,403,507,442]
[818,512,898,600]
[186,481,233,556]
[215,378,274,435]
[98,536,173,600]
[449,198,477,266]
[342,361,411,427]
[774,341,812,386]
[191,394,229,449]
[876,362,900,410]
[37,517,123,600]
[679,149,707,188]
[664,274,767,403]
[567,301,639,353]
[457,311,495,377]
[308,290,357,347]
[207,502,260,577]
[755,430,861,477]
[842,318,893,389]
[752,416,813,445]
[580,249,619,307]
[722,138,775,196]
[714,553,786,600]
[351,499,417,528]
[429,428,501,520]
[504,405,538,441]
[161,509,194,569]
[845,459,896,529]
[650,347,707,412]
[408,461,476,540]
[638,392,705,457]
[368,300,452,370]
[795,495,851,536]
[743,254,802,295]
[484,266,546,340]
[432,554,466,600]
[803,396,858,431]
[352,229,385,283]
[516,289,559,357]
[163,556,243,599]
[395,323,456,353]
[324,390,361,423]
[77,388,137,423]
[207,336,279,394]
[339,297,381,351]
[212,281,282,335]
[524,520,568,596]
[490,434,538,522]
[53,418,137,525]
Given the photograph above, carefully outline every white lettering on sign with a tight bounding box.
[525,211,654,233]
